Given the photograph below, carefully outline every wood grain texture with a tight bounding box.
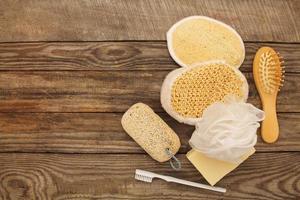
[0,0,299,199]
[0,71,298,113]
[0,112,299,153]
[0,0,299,42]
[0,153,299,200]
[0,42,299,72]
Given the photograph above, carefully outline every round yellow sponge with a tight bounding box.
[161,61,248,125]
[167,16,245,68]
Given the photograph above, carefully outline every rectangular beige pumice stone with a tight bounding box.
[121,103,181,162]
[187,147,255,186]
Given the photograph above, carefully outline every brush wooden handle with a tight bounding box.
[261,97,279,143]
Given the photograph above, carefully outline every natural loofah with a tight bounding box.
[121,103,181,162]
[161,61,248,125]
[167,16,245,68]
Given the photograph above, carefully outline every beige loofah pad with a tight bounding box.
[161,61,248,125]
[121,103,181,162]
[167,16,245,68]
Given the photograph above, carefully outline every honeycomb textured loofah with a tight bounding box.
[161,61,248,125]
[167,16,245,68]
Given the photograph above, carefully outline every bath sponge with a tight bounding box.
[121,103,181,162]
[161,61,248,125]
[167,16,245,68]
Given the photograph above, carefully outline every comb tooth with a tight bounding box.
[271,53,278,57]
[278,82,283,86]
[273,52,284,61]
[273,79,284,86]
[273,76,282,81]
[273,52,281,56]
[271,78,282,84]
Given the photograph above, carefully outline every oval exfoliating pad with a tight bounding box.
[167,16,245,68]
[121,103,181,162]
[161,61,248,125]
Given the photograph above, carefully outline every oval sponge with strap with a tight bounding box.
[161,61,248,125]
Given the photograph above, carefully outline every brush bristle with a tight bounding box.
[258,51,285,94]
[134,173,153,183]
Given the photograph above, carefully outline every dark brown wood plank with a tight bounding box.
[0,71,298,113]
[0,42,299,72]
[0,153,299,199]
[0,112,299,153]
[0,0,299,42]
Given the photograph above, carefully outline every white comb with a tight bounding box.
[135,169,226,193]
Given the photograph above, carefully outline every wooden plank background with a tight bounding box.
[0,0,299,42]
[0,153,299,200]
[0,42,299,72]
[0,0,299,199]
[0,113,299,153]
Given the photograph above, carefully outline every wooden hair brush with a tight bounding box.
[253,47,285,143]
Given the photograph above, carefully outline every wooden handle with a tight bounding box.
[261,97,279,143]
